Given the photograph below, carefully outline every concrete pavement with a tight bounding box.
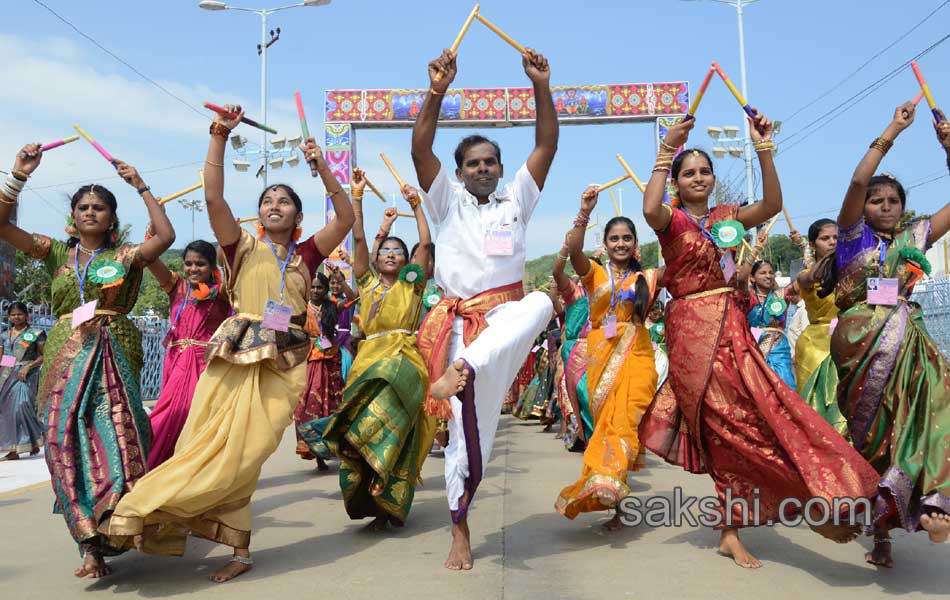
[1,416,947,599]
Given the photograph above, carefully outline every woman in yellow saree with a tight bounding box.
[99,104,354,583]
[300,168,434,529]
[556,187,659,528]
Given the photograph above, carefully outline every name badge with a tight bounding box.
[0,355,15,368]
[750,326,764,342]
[603,314,618,339]
[262,300,292,332]
[484,226,514,256]
[828,318,838,335]
[867,277,899,306]
[719,251,736,283]
[72,300,98,329]
[317,336,333,350]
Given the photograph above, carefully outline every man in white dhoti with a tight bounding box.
[412,47,558,570]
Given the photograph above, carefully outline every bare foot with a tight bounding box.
[132,524,161,552]
[431,360,469,400]
[1,451,19,461]
[316,456,329,472]
[444,518,473,571]
[365,514,388,532]
[209,553,253,583]
[921,512,950,543]
[865,537,894,568]
[74,553,112,578]
[810,521,862,544]
[601,513,624,532]
[718,528,762,569]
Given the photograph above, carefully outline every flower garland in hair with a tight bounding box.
[900,246,931,288]
[64,215,79,237]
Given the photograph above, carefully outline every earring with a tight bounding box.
[293,225,302,242]
[255,220,265,239]
[64,215,78,237]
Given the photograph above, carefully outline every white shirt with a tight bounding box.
[786,299,808,359]
[424,163,541,299]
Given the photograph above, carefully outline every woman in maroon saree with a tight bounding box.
[637,115,880,569]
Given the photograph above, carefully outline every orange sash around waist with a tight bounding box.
[417,281,524,419]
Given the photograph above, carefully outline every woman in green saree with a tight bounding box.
[831,102,950,567]
[0,302,45,459]
[0,143,175,578]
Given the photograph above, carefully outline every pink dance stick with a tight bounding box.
[42,135,80,152]
[73,124,118,167]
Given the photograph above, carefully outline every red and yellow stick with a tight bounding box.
[686,66,716,120]
[911,60,942,122]
[712,61,756,119]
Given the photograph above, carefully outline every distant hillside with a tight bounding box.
[523,241,659,288]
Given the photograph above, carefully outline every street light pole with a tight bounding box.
[199,1,332,189]
[735,0,756,208]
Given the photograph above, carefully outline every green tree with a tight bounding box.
[14,251,51,304]
[758,235,803,276]
[132,252,184,317]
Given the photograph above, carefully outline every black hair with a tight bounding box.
[258,184,303,213]
[7,302,29,317]
[454,135,502,169]
[808,219,840,299]
[312,272,339,344]
[376,236,410,264]
[807,218,837,244]
[183,240,217,270]
[602,216,650,322]
[867,174,906,209]
[410,241,436,262]
[68,184,119,248]
[751,259,774,277]
[671,148,715,180]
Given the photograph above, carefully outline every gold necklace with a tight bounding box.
[78,243,102,256]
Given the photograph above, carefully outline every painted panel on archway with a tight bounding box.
[325,81,689,125]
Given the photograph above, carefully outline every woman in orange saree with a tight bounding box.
[556,188,659,527]
[637,115,881,569]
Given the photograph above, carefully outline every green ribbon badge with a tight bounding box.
[766,297,787,317]
[710,219,745,248]
[424,291,442,308]
[21,331,37,343]
[88,260,127,286]
[399,263,425,285]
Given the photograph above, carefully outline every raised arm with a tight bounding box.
[405,184,432,269]
[522,49,558,191]
[114,161,175,262]
[411,50,456,192]
[644,119,693,231]
[552,234,571,290]
[736,112,783,229]
[928,108,950,245]
[349,168,371,279]
[146,257,175,291]
[838,102,915,229]
[0,144,45,253]
[302,138,355,257]
[371,208,398,264]
[567,186,599,278]
[204,105,243,248]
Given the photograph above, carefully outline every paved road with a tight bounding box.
[1,416,947,599]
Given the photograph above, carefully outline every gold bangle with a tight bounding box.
[329,188,346,196]
[753,140,775,153]
[653,166,671,173]
[870,137,893,155]
[209,122,231,140]
[11,169,29,182]
[660,140,678,153]
[205,159,224,168]
[0,192,17,205]
[351,192,364,200]
[429,88,445,96]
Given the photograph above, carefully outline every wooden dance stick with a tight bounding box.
[362,175,388,203]
[712,61,757,119]
[737,240,747,265]
[203,102,278,135]
[198,169,205,186]
[596,174,630,194]
[396,211,416,218]
[159,181,204,205]
[73,124,117,166]
[236,216,258,224]
[609,190,621,217]
[433,4,481,81]
[379,153,406,188]
[740,238,756,262]
[910,61,942,122]
[475,13,526,54]
[761,213,781,239]
[686,66,716,120]
[615,154,646,193]
[41,135,80,152]
[781,206,794,231]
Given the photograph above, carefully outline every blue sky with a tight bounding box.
[3,0,949,258]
